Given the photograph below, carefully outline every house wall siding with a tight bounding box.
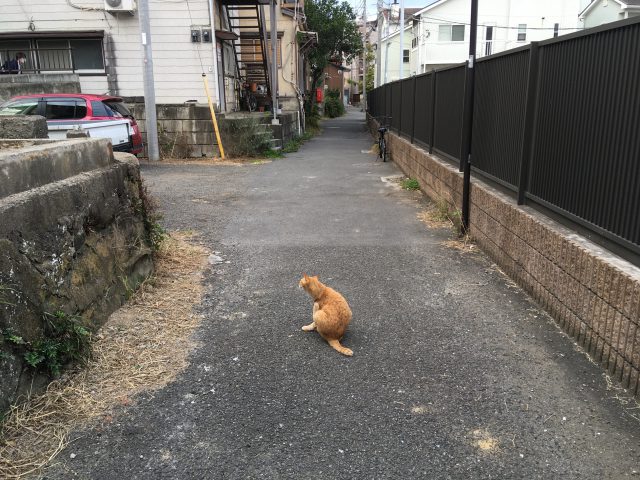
[0,0,220,104]
[583,0,626,28]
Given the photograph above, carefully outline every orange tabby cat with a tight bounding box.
[298,274,353,356]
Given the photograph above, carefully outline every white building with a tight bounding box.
[580,0,640,28]
[377,0,592,85]
[0,0,227,104]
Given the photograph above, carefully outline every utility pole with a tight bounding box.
[461,0,478,232]
[137,0,160,161]
[207,0,222,110]
[399,0,404,79]
[271,0,279,124]
[362,0,367,111]
[376,0,382,87]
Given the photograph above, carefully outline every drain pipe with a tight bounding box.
[460,0,478,233]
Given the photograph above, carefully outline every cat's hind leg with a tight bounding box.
[327,339,353,357]
[302,321,316,331]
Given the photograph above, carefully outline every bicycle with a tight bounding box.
[376,116,391,162]
[239,81,258,112]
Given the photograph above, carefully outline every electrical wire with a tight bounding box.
[184,0,206,75]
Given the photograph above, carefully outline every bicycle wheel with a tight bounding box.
[380,137,387,162]
[248,94,258,112]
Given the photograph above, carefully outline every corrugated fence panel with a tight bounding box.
[391,81,402,132]
[529,21,640,248]
[400,77,414,138]
[472,49,530,189]
[413,73,433,148]
[385,83,393,120]
[433,65,466,162]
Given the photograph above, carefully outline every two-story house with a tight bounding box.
[378,0,591,85]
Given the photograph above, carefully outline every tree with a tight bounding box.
[305,0,363,100]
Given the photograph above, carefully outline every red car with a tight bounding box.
[0,93,143,155]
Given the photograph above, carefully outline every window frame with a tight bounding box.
[438,24,465,42]
[517,24,527,42]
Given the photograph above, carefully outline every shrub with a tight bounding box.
[324,96,345,118]
[219,117,273,157]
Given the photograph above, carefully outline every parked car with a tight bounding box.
[0,94,143,155]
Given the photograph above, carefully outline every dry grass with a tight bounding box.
[0,232,209,479]
[470,429,501,453]
[141,157,271,166]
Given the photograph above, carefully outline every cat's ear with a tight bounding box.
[313,275,319,280]
[303,273,309,280]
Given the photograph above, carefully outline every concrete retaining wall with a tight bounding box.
[0,73,81,102]
[0,115,48,139]
[368,116,640,397]
[0,138,154,412]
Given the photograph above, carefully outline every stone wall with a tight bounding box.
[368,116,640,397]
[0,138,154,412]
[0,73,81,102]
[0,115,48,139]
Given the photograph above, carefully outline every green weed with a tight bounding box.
[401,178,420,190]
[1,311,92,377]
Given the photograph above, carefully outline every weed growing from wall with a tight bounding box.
[1,311,92,377]
[136,178,166,253]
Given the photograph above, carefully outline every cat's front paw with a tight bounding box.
[302,323,316,332]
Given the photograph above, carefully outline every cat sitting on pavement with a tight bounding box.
[298,274,353,357]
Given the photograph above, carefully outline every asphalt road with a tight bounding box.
[45,110,640,479]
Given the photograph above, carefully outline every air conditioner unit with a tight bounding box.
[104,0,137,14]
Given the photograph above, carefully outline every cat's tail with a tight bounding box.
[328,339,353,357]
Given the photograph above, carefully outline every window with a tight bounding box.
[45,99,87,120]
[553,23,559,37]
[70,39,104,70]
[0,36,104,73]
[517,24,527,42]
[0,99,39,116]
[403,49,409,63]
[411,37,418,48]
[438,24,465,42]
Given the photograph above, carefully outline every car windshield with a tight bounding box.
[0,99,39,116]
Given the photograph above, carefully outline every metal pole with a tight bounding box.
[399,0,404,79]
[137,0,160,161]
[271,0,279,124]
[376,0,382,87]
[384,41,390,84]
[207,0,222,111]
[460,0,478,232]
[362,0,367,111]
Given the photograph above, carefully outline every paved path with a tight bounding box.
[47,110,640,479]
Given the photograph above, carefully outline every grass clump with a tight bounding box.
[401,178,420,191]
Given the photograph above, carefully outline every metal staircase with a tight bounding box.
[222,0,271,105]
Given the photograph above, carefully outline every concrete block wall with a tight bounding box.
[0,73,81,102]
[369,116,640,396]
[127,100,300,158]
